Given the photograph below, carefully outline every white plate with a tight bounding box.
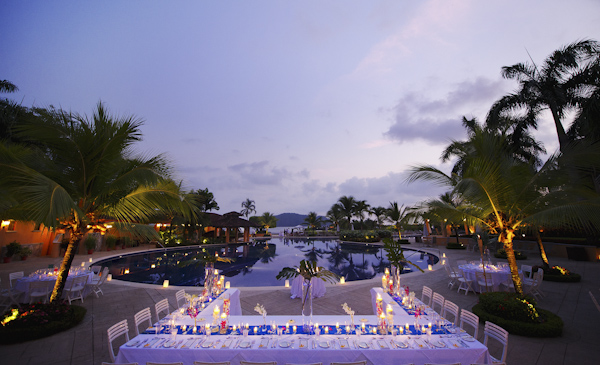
[238,340,252,348]
[395,341,408,348]
[163,340,177,348]
[201,341,213,348]
[279,340,291,348]
[462,335,476,342]
[433,340,446,348]
[358,341,369,349]
[319,341,329,348]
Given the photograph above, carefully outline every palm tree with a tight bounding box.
[259,212,277,234]
[487,39,600,152]
[240,198,256,218]
[371,206,387,228]
[354,200,371,230]
[0,102,185,302]
[407,130,600,295]
[304,211,323,230]
[336,196,357,230]
[326,204,344,232]
[0,80,18,93]
[387,202,410,239]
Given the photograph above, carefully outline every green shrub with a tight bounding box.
[495,248,527,260]
[105,235,117,249]
[339,230,390,243]
[6,241,21,257]
[543,266,581,282]
[0,303,87,344]
[472,304,563,337]
[446,242,466,249]
[478,292,539,323]
[397,239,410,244]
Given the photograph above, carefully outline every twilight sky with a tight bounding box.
[2,0,599,217]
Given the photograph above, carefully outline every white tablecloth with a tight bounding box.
[290,276,326,299]
[459,264,511,292]
[200,288,242,316]
[116,314,491,365]
[15,271,95,302]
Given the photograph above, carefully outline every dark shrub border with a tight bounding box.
[397,239,410,244]
[0,304,86,344]
[543,273,581,282]
[494,248,527,260]
[446,242,466,250]
[472,304,563,337]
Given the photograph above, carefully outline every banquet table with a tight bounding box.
[200,288,242,316]
[458,263,512,292]
[116,314,491,365]
[15,269,95,302]
[290,276,326,299]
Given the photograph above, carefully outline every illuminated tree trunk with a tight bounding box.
[535,229,550,271]
[50,227,82,303]
[500,229,523,295]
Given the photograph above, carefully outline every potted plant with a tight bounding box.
[382,238,423,294]
[4,241,21,263]
[105,235,117,251]
[120,236,132,249]
[84,235,96,254]
[19,246,33,261]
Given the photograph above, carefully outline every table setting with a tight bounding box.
[116,287,492,365]
[458,261,512,292]
[15,267,95,302]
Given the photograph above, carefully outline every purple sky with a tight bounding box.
[2,0,599,216]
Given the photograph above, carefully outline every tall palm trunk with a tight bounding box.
[50,228,82,302]
[499,228,523,295]
[535,229,551,271]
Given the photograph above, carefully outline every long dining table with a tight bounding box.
[116,288,492,365]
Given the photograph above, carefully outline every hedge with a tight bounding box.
[446,242,466,250]
[472,304,563,337]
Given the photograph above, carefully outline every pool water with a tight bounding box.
[95,238,439,287]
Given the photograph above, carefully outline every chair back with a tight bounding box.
[134,307,153,336]
[107,319,129,362]
[521,264,533,279]
[91,265,102,275]
[28,280,52,303]
[155,298,170,322]
[9,271,24,288]
[175,289,186,308]
[421,286,433,307]
[442,300,459,325]
[459,309,479,338]
[431,292,445,314]
[484,321,509,363]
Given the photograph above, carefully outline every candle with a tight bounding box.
[246,323,249,329]
[233,325,237,332]
[107,274,112,281]
[386,304,393,315]
[405,323,409,331]
[385,268,390,275]
[336,322,339,329]
[324,326,329,334]
[399,327,403,334]
[89,258,93,263]
[292,325,297,333]
[225,281,230,289]
[376,293,382,302]
[340,277,345,284]
[428,264,433,271]
[361,323,365,331]
[285,280,290,288]
[193,326,197,333]
[285,323,289,331]
[163,280,169,288]
[254,327,258,334]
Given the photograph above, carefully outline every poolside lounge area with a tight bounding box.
[1,244,599,365]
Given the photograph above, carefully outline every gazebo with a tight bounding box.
[208,212,258,243]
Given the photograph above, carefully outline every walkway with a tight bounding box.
[0,243,599,364]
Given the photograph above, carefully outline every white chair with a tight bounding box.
[175,289,186,308]
[444,264,460,289]
[0,278,23,311]
[194,362,232,365]
[421,286,433,307]
[476,271,494,293]
[431,292,445,314]
[442,300,459,325]
[107,319,129,362]
[524,269,545,300]
[456,260,467,267]
[456,268,476,295]
[483,321,509,364]
[239,362,277,365]
[9,271,24,288]
[90,265,102,275]
[134,307,153,336]
[28,280,52,303]
[330,362,367,365]
[86,267,109,298]
[521,264,533,280]
[64,275,87,304]
[590,290,600,312]
[460,309,479,339]
[155,298,170,322]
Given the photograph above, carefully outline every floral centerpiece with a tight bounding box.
[254,303,267,325]
[276,260,338,328]
[382,238,423,295]
[342,303,355,327]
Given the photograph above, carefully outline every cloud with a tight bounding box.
[384,77,505,144]
[228,161,289,186]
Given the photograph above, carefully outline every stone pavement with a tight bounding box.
[0,243,599,365]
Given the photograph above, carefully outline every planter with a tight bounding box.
[3,257,11,264]
[20,256,28,261]
[87,249,94,255]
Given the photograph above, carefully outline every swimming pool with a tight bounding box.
[95,238,439,287]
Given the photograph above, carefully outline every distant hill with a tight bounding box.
[274,213,327,227]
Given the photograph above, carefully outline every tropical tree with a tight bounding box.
[258,212,277,233]
[371,206,387,228]
[354,200,371,230]
[241,198,256,218]
[0,102,186,302]
[193,188,219,212]
[0,80,18,93]
[487,39,600,152]
[336,195,357,230]
[407,130,600,295]
[326,204,344,232]
[387,202,410,239]
[304,211,323,230]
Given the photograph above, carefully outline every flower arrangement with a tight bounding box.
[255,303,267,325]
[342,302,355,326]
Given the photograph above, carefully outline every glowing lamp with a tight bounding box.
[107,274,112,281]
[163,280,169,288]
[285,280,290,288]
[225,281,230,289]
[428,264,433,271]
[340,277,345,284]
